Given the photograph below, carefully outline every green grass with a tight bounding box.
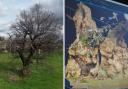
[0,51,63,89]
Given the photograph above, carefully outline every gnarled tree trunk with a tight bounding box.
[21,59,31,76]
[18,48,34,76]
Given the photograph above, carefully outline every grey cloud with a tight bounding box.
[38,0,63,18]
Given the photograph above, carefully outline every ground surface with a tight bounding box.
[72,78,128,89]
[0,51,63,89]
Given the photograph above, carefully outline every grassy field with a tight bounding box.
[0,51,63,89]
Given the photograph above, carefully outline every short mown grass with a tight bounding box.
[0,51,63,89]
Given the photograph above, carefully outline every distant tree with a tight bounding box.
[6,33,13,53]
[10,4,60,76]
[0,36,4,41]
[0,36,6,52]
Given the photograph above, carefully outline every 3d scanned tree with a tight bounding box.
[10,4,60,76]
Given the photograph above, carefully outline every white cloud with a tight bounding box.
[0,33,8,38]
[0,1,8,16]
[32,0,63,17]
[0,19,11,31]
[108,12,118,22]
[124,13,128,20]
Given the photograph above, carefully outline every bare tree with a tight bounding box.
[10,4,60,76]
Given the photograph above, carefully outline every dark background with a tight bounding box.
[113,0,128,5]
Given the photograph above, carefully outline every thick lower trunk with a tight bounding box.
[18,47,34,76]
[20,60,31,76]
[23,65,31,76]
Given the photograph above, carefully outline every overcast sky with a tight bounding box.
[0,0,63,37]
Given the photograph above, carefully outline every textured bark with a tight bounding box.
[20,58,32,76]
